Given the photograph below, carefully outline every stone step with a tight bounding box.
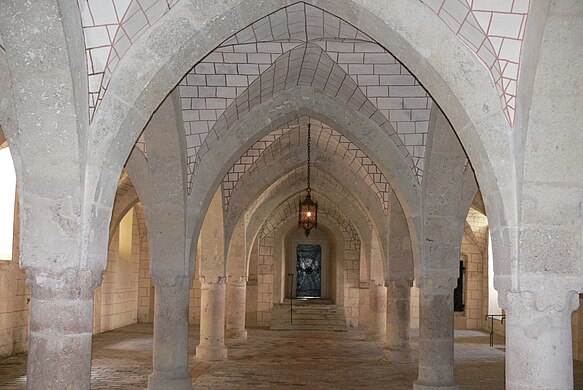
[271,312,344,318]
[282,298,334,305]
[270,302,348,331]
[270,324,347,330]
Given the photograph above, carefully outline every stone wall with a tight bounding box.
[455,237,484,330]
[187,244,203,325]
[189,276,202,325]
[94,209,140,333]
[256,236,274,327]
[246,242,259,327]
[0,197,30,356]
[410,286,419,329]
[135,204,154,323]
[343,239,360,328]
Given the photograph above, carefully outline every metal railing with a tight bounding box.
[288,273,294,324]
[485,314,505,347]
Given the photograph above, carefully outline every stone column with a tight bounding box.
[148,275,192,390]
[226,276,247,340]
[196,276,227,361]
[366,279,387,341]
[385,279,412,362]
[27,270,98,389]
[503,290,579,390]
[414,276,458,390]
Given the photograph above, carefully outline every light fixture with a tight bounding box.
[299,123,317,236]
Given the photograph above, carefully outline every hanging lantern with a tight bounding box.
[299,123,317,236]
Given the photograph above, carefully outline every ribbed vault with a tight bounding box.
[223,116,391,214]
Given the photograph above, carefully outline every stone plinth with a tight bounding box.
[414,278,458,390]
[385,279,412,362]
[504,290,579,390]
[196,276,227,361]
[27,270,98,389]
[148,276,192,390]
[226,277,247,340]
[366,280,387,341]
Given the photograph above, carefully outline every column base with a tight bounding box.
[413,381,458,390]
[148,373,192,390]
[226,328,247,340]
[384,346,412,363]
[196,344,228,361]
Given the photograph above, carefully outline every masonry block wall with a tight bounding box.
[0,198,30,356]
[358,284,369,329]
[410,287,419,329]
[256,236,274,327]
[343,239,360,327]
[189,276,202,325]
[455,237,484,330]
[94,209,140,333]
[188,246,203,325]
[246,242,259,327]
[135,204,154,323]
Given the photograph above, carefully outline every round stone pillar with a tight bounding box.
[366,279,387,341]
[196,276,227,361]
[226,277,247,340]
[504,290,579,390]
[26,270,97,389]
[385,279,412,362]
[148,275,192,390]
[414,277,458,390]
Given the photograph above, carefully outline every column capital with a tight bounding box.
[227,275,247,287]
[369,278,385,287]
[385,279,413,290]
[416,273,457,295]
[25,267,102,299]
[499,288,579,315]
[200,275,226,286]
[151,272,192,288]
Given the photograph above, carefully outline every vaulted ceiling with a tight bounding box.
[79,0,520,250]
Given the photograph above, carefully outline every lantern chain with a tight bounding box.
[307,123,311,194]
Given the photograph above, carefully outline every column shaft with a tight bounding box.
[385,279,412,361]
[196,277,227,361]
[148,276,192,390]
[226,278,247,340]
[505,292,578,390]
[366,280,387,341]
[414,289,458,390]
[28,296,93,389]
[27,274,95,390]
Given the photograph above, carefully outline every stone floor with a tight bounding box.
[0,324,582,389]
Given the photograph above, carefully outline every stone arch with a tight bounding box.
[188,42,413,187]
[267,210,364,325]
[259,192,361,254]
[222,116,393,214]
[88,0,513,282]
[229,164,383,254]
[242,184,373,265]
[223,141,389,246]
[187,89,421,272]
[108,171,141,239]
[223,156,391,287]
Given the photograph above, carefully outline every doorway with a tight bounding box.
[296,244,322,298]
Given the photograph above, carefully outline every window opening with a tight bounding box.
[0,147,16,261]
[487,231,502,315]
[453,260,465,312]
